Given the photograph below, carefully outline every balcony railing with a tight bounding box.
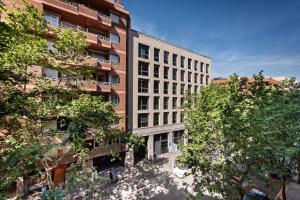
[47,0,111,22]
[98,35,110,42]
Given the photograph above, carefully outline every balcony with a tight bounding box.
[97,82,112,93]
[86,58,112,71]
[86,32,111,49]
[41,0,78,14]
[41,0,112,27]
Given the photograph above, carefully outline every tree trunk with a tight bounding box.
[297,152,300,184]
[23,174,29,198]
[281,177,286,200]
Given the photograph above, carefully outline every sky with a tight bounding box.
[123,0,300,80]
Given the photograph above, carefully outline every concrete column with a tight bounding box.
[147,135,154,160]
[125,147,134,168]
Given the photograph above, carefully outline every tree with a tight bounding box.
[179,72,300,200]
[0,2,140,199]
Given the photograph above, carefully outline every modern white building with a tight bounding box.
[128,30,212,161]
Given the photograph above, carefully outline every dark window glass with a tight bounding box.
[164,51,169,64]
[154,48,160,62]
[138,113,148,127]
[164,82,169,94]
[164,67,169,79]
[172,68,177,80]
[138,96,149,110]
[153,96,159,110]
[154,64,160,78]
[138,61,149,76]
[172,97,177,109]
[194,73,198,83]
[194,60,198,71]
[153,113,159,126]
[172,112,177,124]
[173,54,177,66]
[154,80,160,94]
[180,70,185,81]
[164,97,169,109]
[138,79,148,93]
[188,72,192,82]
[172,83,177,95]
[181,56,185,68]
[180,84,185,95]
[163,112,169,125]
[200,62,204,72]
[138,43,149,59]
[188,58,192,69]
[206,64,210,73]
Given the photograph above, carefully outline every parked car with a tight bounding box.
[173,162,191,178]
[243,189,270,200]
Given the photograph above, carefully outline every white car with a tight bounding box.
[173,163,191,178]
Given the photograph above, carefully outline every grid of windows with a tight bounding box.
[135,42,210,130]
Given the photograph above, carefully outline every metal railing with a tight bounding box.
[97,35,110,42]
[56,0,78,7]
[98,11,111,21]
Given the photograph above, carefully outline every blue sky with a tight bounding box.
[123,0,300,80]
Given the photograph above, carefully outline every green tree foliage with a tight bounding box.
[179,72,300,200]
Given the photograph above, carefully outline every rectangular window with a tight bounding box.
[194,60,198,71]
[206,75,210,85]
[109,95,119,105]
[188,85,192,93]
[172,97,177,109]
[180,70,185,82]
[188,58,192,69]
[172,112,177,124]
[180,84,185,95]
[180,112,184,123]
[154,48,160,62]
[138,113,148,128]
[138,61,149,76]
[111,13,120,24]
[154,80,160,94]
[200,74,204,84]
[194,73,198,84]
[172,68,177,80]
[164,51,169,64]
[154,65,160,78]
[44,13,59,26]
[110,54,120,64]
[172,54,177,66]
[206,64,210,73]
[110,33,120,44]
[110,75,119,84]
[138,79,148,93]
[138,96,149,110]
[153,96,159,110]
[164,67,169,79]
[138,43,149,59]
[164,82,169,94]
[181,98,184,106]
[194,86,198,93]
[153,113,159,126]
[163,112,169,125]
[172,83,177,95]
[200,62,204,72]
[181,56,185,68]
[188,72,192,82]
[163,97,169,109]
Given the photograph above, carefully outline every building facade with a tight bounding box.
[3,0,130,170]
[128,30,212,160]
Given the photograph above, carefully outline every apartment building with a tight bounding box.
[3,0,130,171]
[128,30,212,161]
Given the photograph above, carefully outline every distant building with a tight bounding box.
[212,77,279,85]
